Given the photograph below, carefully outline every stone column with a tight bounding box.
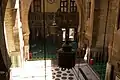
[105,62,112,80]
[20,0,33,60]
[23,45,29,60]
[95,0,109,47]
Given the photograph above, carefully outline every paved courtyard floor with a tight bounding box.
[10,60,99,80]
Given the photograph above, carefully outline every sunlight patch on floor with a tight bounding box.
[10,60,52,80]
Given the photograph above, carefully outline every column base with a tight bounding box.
[105,62,112,80]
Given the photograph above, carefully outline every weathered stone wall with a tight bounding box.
[92,0,109,47]
[76,0,120,79]
[2,0,25,68]
[106,0,120,63]
[104,0,120,79]
[110,0,120,76]
[4,0,20,68]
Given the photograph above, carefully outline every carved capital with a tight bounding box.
[23,34,29,45]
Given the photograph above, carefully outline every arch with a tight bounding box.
[20,0,82,60]
[20,0,82,45]
[0,0,12,71]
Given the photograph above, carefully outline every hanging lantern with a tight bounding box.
[49,21,58,34]
[57,42,75,70]
[49,13,58,35]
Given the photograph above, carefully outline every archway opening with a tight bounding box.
[28,0,79,61]
[11,0,80,80]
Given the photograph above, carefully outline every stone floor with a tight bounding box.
[10,60,100,80]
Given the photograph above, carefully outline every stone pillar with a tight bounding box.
[95,0,109,47]
[23,34,30,60]
[20,0,33,60]
[88,0,95,46]
[23,45,29,60]
[105,62,112,80]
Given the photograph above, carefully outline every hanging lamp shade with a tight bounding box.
[57,42,75,70]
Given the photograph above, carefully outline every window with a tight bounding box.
[60,0,68,12]
[33,0,41,12]
[60,0,77,12]
[70,0,77,12]
[61,28,76,41]
[69,28,75,41]
[62,28,66,41]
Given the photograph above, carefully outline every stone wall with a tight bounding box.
[92,0,109,47]
[1,0,25,68]
[104,0,120,79]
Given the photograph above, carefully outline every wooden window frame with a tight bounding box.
[70,0,77,12]
[60,0,68,12]
[33,0,41,12]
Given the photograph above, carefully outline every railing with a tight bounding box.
[28,12,55,27]
[88,47,108,80]
[56,12,79,27]
[29,12,55,21]
[28,12,79,27]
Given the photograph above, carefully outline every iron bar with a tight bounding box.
[43,0,46,80]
